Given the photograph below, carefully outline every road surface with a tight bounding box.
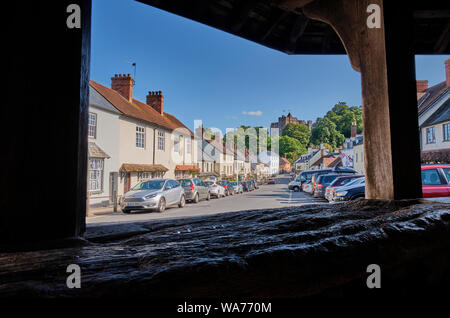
[87,175,326,226]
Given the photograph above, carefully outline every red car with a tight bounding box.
[421,164,450,198]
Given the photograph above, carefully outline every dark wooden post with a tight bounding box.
[304,0,422,200]
[1,0,91,245]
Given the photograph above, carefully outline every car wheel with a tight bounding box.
[122,209,131,214]
[178,195,186,208]
[157,198,166,213]
[293,186,300,192]
[206,192,210,201]
[193,193,199,203]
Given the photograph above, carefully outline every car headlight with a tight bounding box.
[335,191,348,197]
[144,193,157,200]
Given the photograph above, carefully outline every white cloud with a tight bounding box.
[242,110,263,116]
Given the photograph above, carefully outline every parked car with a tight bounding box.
[179,178,210,203]
[121,179,185,213]
[242,181,254,192]
[267,178,276,184]
[313,174,352,198]
[331,177,365,201]
[229,181,243,194]
[302,181,312,193]
[218,180,234,196]
[204,180,226,198]
[325,175,364,201]
[421,164,450,198]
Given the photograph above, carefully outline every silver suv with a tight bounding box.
[121,179,186,213]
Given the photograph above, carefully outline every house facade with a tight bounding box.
[353,138,365,174]
[279,156,292,173]
[417,59,450,163]
[294,145,329,172]
[88,74,196,207]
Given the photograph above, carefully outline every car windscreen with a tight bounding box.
[320,175,339,185]
[131,180,165,191]
[346,177,364,187]
[331,176,355,187]
[230,182,238,186]
[204,181,214,186]
[179,179,193,187]
[218,181,227,185]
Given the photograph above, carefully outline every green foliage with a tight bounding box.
[282,123,311,147]
[324,102,363,138]
[310,117,345,149]
[278,135,307,158]
[224,126,272,153]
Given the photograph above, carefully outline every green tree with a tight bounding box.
[282,123,311,147]
[324,102,363,138]
[310,117,345,149]
[278,135,307,158]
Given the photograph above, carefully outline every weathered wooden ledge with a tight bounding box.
[0,199,449,298]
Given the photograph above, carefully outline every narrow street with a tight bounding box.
[87,175,327,226]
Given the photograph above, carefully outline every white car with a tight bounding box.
[288,176,303,192]
[203,180,226,198]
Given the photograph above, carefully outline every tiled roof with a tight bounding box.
[422,99,450,127]
[90,80,192,135]
[175,165,200,171]
[418,81,449,115]
[88,142,110,158]
[119,163,169,172]
[279,157,290,165]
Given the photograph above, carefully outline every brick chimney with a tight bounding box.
[146,91,164,115]
[351,121,357,138]
[446,59,450,88]
[195,126,205,139]
[416,80,428,93]
[111,74,133,102]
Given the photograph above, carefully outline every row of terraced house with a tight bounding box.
[88,74,276,207]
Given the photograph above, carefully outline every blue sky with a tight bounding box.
[91,0,449,133]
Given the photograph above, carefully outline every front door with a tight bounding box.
[124,172,131,193]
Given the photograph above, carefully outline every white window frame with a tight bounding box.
[426,127,435,144]
[443,123,450,141]
[88,158,104,193]
[136,125,145,149]
[186,137,191,154]
[174,134,180,153]
[88,112,97,139]
[158,130,165,151]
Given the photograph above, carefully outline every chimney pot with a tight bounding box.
[351,121,357,138]
[111,73,133,101]
[416,80,428,93]
[146,91,164,115]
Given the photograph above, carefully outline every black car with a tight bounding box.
[310,168,357,191]
[333,182,365,201]
[313,173,349,198]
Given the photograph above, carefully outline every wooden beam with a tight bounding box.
[321,26,333,53]
[260,10,289,41]
[414,10,450,19]
[279,0,315,11]
[434,20,450,53]
[286,13,309,52]
[230,0,259,32]
[304,0,422,200]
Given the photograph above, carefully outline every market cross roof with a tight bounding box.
[138,0,449,55]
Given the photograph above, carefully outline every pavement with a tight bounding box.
[86,175,327,227]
